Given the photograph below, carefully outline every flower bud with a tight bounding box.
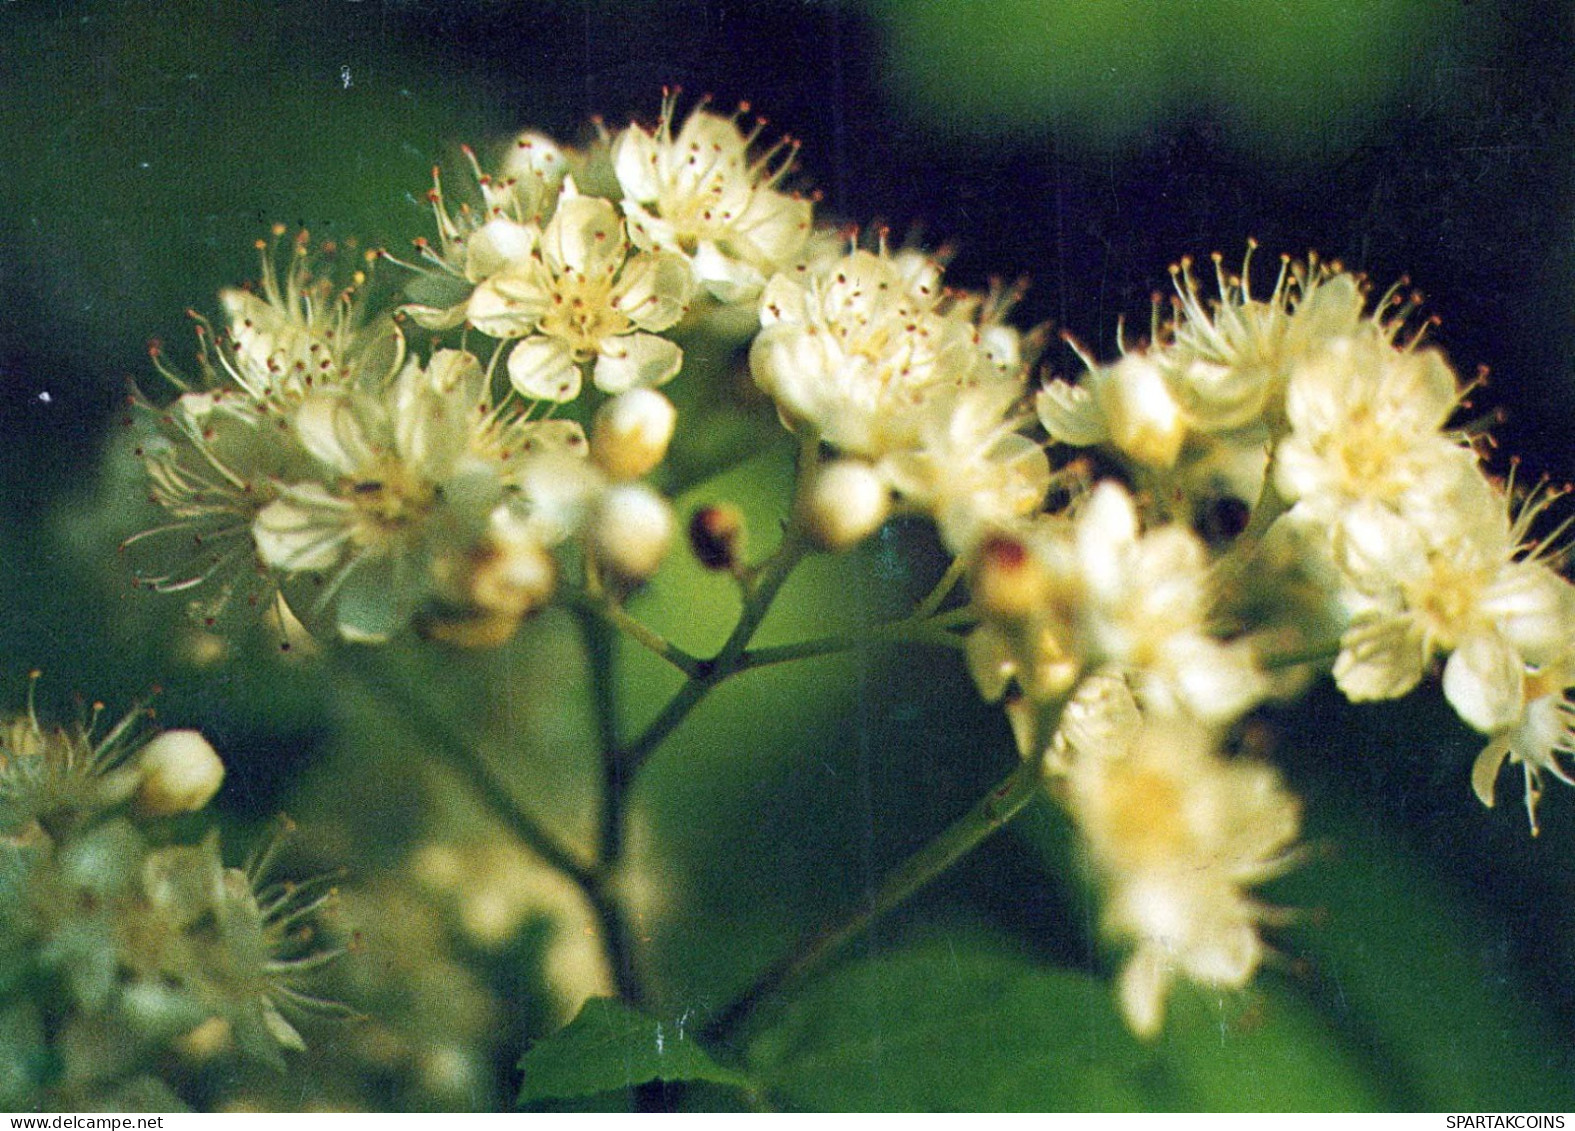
[471,515,558,620]
[423,512,559,649]
[135,730,225,817]
[590,388,678,480]
[971,533,1050,619]
[799,459,889,550]
[594,484,674,581]
[689,503,747,572]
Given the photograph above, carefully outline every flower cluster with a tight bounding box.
[130,99,824,648]
[1053,674,1299,1037]
[0,684,342,1108]
[123,98,1575,1046]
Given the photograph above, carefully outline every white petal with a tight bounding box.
[1117,948,1171,1039]
[1472,737,1511,809]
[1334,615,1427,702]
[542,194,625,279]
[294,392,380,475]
[519,418,590,458]
[1098,355,1185,469]
[467,277,544,339]
[1076,483,1140,597]
[402,302,470,332]
[1482,564,1575,667]
[1036,380,1108,447]
[335,550,421,644]
[425,349,487,401]
[964,626,1015,703]
[610,125,661,203]
[254,491,352,572]
[729,190,812,268]
[508,337,582,402]
[691,240,766,305]
[1333,500,1426,588]
[465,218,536,282]
[758,272,811,327]
[621,200,676,255]
[1443,631,1526,734]
[1160,636,1267,724]
[1184,924,1260,988]
[593,333,682,394]
[614,251,693,331]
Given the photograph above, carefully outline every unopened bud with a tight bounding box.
[591,388,677,480]
[689,503,747,572]
[594,484,674,581]
[971,534,1049,619]
[799,459,889,550]
[135,730,225,817]
[502,131,569,183]
[471,517,557,620]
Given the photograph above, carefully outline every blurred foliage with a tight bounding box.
[877,0,1478,153]
[0,0,1573,1113]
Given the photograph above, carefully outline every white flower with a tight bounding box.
[135,730,225,817]
[468,185,693,401]
[1069,483,1267,723]
[1055,675,1301,1038]
[880,381,1050,552]
[799,459,891,550]
[127,388,287,624]
[401,135,570,331]
[250,349,592,643]
[1162,248,1368,434]
[750,247,1016,458]
[964,483,1267,752]
[1275,331,1471,532]
[591,483,674,581]
[212,228,405,407]
[1038,353,1186,470]
[1472,663,1575,835]
[590,387,678,480]
[611,96,812,304]
[1037,252,1372,484]
[1330,470,1575,734]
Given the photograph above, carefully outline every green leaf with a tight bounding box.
[746,934,1392,1111]
[517,997,756,1106]
[746,937,1155,1111]
[1154,983,1389,1110]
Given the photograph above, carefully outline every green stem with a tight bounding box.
[614,531,814,781]
[570,606,652,1007]
[740,605,976,672]
[591,433,822,1009]
[1260,637,1343,671]
[911,552,970,621]
[567,589,704,679]
[335,646,594,887]
[706,755,1049,1038]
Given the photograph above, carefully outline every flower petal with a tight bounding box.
[1443,630,1526,734]
[613,251,692,332]
[508,336,582,402]
[542,194,625,279]
[592,332,682,394]
[294,392,380,475]
[254,490,352,572]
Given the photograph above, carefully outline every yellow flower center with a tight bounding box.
[1407,556,1487,649]
[540,272,629,358]
[347,458,436,544]
[1101,765,1191,869]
